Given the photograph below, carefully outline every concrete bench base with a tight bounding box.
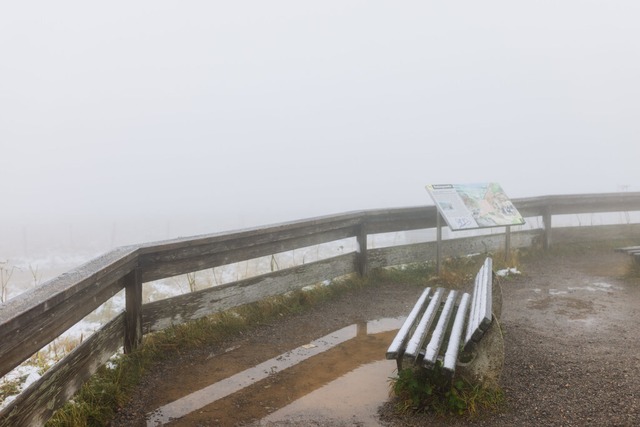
[457,273,504,389]
[386,257,503,386]
[457,315,504,390]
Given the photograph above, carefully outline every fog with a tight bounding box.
[1,1,639,256]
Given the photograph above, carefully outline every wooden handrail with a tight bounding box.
[1,191,640,426]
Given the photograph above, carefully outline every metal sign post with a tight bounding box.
[436,212,442,275]
[505,225,511,261]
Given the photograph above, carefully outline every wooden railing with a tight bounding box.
[1,192,640,426]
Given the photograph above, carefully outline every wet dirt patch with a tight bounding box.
[147,320,402,426]
[528,295,596,318]
[527,296,553,311]
[111,282,425,427]
[555,297,596,319]
[259,359,393,426]
[113,246,640,427]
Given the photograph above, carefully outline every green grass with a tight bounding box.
[0,378,21,403]
[390,365,504,417]
[44,256,508,426]
[46,268,423,426]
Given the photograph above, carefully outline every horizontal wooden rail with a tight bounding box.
[142,253,358,333]
[0,247,138,379]
[1,191,640,426]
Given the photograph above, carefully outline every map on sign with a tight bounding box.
[426,183,525,230]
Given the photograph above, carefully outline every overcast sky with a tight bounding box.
[1,1,639,241]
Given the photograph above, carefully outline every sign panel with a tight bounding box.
[426,183,525,230]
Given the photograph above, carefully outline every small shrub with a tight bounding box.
[390,364,504,417]
[45,273,376,426]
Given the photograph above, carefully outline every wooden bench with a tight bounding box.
[386,257,494,374]
[615,246,640,264]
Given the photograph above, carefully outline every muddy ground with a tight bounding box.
[111,244,640,426]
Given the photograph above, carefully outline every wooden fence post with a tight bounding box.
[356,224,368,277]
[542,207,552,250]
[124,268,142,353]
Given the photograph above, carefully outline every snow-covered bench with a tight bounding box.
[386,257,494,375]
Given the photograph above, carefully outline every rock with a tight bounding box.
[456,315,505,390]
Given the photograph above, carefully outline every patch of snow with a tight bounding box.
[0,394,17,409]
[63,319,101,338]
[22,371,41,389]
[591,282,616,290]
[2,364,40,384]
[496,267,521,277]
[145,280,183,302]
[0,365,42,410]
[568,285,614,293]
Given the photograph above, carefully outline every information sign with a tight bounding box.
[426,183,525,230]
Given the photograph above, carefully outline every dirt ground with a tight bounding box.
[111,244,640,427]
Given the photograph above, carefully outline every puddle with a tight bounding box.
[261,359,394,426]
[146,317,404,426]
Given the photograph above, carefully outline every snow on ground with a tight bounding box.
[497,267,521,277]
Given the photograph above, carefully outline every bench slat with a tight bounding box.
[403,287,444,362]
[466,272,479,344]
[385,287,432,360]
[465,257,493,348]
[443,292,471,372]
[387,257,494,375]
[465,271,481,344]
[423,290,458,367]
[615,246,640,252]
[477,257,493,332]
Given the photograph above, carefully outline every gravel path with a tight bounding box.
[496,248,640,426]
[380,247,640,426]
[111,246,640,426]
